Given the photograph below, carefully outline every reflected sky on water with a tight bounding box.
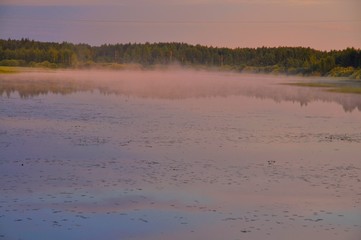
[1,70,361,240]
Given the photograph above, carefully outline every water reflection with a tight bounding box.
[1,69,361,112]
[1,70,361,240]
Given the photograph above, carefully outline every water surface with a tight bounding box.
[1,70,360,240]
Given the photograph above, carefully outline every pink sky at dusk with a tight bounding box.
[0,0,360,50]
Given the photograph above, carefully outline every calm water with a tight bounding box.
[1,70,361,240]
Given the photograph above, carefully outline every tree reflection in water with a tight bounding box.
[1,69,361,112]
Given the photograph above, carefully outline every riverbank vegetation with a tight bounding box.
[1,38,360,79]
[0,66,19,74]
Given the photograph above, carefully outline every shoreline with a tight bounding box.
[0,64,359,78]
[1,65,360,95]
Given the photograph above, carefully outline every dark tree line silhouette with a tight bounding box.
[1,38,360,78]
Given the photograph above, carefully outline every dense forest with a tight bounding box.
[1,38,360,78]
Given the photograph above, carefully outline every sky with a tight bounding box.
[0,0,360,50]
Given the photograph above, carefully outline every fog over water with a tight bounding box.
[1,68,361,112]
[1,69,360,240]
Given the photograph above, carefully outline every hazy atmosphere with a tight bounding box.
[1,1,361,240]
[1,0,360,50]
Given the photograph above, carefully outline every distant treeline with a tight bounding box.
[1,38,360,78]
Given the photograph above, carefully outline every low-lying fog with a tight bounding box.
[1,68,287,99]
[1,68,361,112]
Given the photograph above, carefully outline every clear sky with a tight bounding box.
[0,0,360,50]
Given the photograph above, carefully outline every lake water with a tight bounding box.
[1,69,360,240]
